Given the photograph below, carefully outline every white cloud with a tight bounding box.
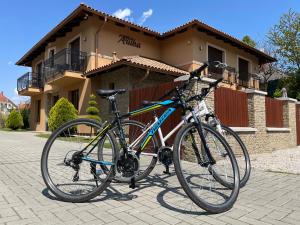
[8,61,13,65]
[139,9,153,25]
[113,8,132,20]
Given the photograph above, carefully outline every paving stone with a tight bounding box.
[0,131,300,225]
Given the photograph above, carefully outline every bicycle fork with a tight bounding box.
[190,111,216,166]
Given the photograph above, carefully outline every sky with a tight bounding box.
[1,0,299,104]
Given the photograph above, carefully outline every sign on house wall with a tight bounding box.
[118,35,141,48]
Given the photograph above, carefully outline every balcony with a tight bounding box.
[17,72,43,96]
[43,48,87,86]
[238,73,260,89]
[205,65,260,90]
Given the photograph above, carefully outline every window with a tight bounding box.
[208,45,225,75]
[36,100,41,123]
[53,95,59,105]
[238,58,249,81]
[69,89,79,110]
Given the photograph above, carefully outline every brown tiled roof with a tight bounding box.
[0,92,17,107]
[0,92,9,102]
[85,56,189,77]
[16,3,276,66]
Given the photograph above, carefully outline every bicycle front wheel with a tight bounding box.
[173,122,240,213]
[41,118,117,202]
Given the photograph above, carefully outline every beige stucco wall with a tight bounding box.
[24,17,268,131]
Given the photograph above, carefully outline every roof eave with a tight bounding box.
[85,60,187,78]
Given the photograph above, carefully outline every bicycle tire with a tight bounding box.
[173,122,240,213]
[41,118,117,202]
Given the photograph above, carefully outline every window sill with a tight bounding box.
[266,127,291,132]
[229,127,257,132]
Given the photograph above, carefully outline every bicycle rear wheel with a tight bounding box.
[41,118,117,202]
[173,122,240,213]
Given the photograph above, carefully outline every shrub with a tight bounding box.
[48,98,78,131]
[0,113,7,128]
[20,108,30,129]
[273,88,282,98]
[5,110,24,130]
[86,94,101,122]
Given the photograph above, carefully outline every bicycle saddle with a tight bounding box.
[141,100,160,107]
[96,89,126,97]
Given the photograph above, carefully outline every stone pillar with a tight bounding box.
[277,97,298,146]
[244,89,268,153]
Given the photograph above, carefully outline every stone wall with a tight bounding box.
[90,67,175,121]
[193,80,299,154]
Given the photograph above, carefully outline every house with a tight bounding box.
[16,3,276,131]
[0,91,17,115]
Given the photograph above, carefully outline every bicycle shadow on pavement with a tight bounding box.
[41,170,217,215]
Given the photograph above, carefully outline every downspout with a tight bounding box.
[95,16,108,69]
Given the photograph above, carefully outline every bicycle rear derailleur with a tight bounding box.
[63,151,83,182]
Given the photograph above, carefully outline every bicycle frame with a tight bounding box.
[128,99,217,155]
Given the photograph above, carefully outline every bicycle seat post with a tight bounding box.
[108,94,119,117]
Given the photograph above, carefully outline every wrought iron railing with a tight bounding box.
[17,72,43,92]
[43,48,87,82]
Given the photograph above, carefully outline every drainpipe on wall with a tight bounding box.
[95,16,108,69]
[133,69,150,88]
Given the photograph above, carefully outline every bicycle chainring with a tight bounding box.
[116,151,140,178]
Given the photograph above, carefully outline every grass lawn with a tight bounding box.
[35,133,113,148]
[0,127,29,132]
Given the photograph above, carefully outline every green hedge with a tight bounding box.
[86,94,101,122]
[48,98,78,131]
[5,110,24,130]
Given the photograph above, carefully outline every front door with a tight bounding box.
[238,58,249,82]
[70,38,80,71]
[208,46,224,76]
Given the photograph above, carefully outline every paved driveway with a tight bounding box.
[0,131,299,225]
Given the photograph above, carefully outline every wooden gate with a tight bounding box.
[129,81,182,144]
[214,87,249,127]
[265,97,284,128]
[296,104,300,145]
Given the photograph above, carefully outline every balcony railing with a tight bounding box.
[43,48,87,82]
[17,72,43,92]
[238,73,260,88]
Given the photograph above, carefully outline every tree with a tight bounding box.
[20,108,30,129]
[258,43,282,91]
[268,9,300,74]
[5,110,23,130]
[48,98,78,131]
[86,94,101,122]
[242,35,256,47]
